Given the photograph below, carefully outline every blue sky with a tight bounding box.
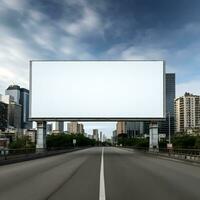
[1,0,200,136]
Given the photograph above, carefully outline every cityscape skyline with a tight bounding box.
[1,0,200,138]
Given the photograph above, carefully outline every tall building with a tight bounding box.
[175,93,200,133]
[116,121,126,135]
[0,94,21,130]
[47,123,53,135]
[77,123,84,134]
[67,122,77,133]
[67,122,84,134]
[0,101,8,131]
[93,129,99,141]
[158,73,176,136]
[5,85,21,104]
[5,85,31,130]
[20,88,31,129]
[100,131,102,142]
[116,121,144,137]
[112,130,117,144]
[8,101,22,130]
[126,122,144,138]
[55,121,64,132]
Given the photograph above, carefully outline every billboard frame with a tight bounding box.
[29,60,166,122]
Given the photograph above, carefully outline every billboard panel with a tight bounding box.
[30,60,165,121]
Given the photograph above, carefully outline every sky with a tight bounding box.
[1,0,200,137]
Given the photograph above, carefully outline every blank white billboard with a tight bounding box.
[30,60,165,120]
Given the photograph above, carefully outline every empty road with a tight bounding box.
[0,147,200,200]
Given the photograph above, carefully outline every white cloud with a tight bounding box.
[66,7,101,36]
[105,43,168,60]
[177,79,200,98]
[0,0,102,94]
[1,0,27,12]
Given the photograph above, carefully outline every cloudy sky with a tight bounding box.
[1,0,200,136]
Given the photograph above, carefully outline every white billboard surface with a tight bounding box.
[30,60,165,120]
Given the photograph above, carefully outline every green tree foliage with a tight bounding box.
[172,136,196,149]
[46,134,96,149]
[9,137,35,149]
[194,137,200,149]
[117,135,200,149]
[117,137,149,148]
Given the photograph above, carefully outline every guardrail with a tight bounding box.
[122,146,200,163]
[0,146,89,165]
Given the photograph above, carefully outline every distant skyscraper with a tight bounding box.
[5,85,31,130]
[103,134,106,142]
[100,131,102,142]
[112,130,117,144]
[77,123,84,134]
[5,85,21,104]
[55,122,64,132]
[158,73,176,136]
[93,129,99,141]
[20,88,31,129]
[175,92,200,133]
[0,93,21,130]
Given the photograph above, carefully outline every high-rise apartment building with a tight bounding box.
[175,93,200,133]
[67,122,84,134]
[116,121,126,135]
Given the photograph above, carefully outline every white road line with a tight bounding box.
[99,147,106,200]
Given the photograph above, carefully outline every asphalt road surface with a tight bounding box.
[0,147,200,200]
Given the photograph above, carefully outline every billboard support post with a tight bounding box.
[36,121,47,152]
[149,122,159,151]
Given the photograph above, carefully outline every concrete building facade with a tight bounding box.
[67,122,84,134]
[116,121,126,135]
[175,93,200,133]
